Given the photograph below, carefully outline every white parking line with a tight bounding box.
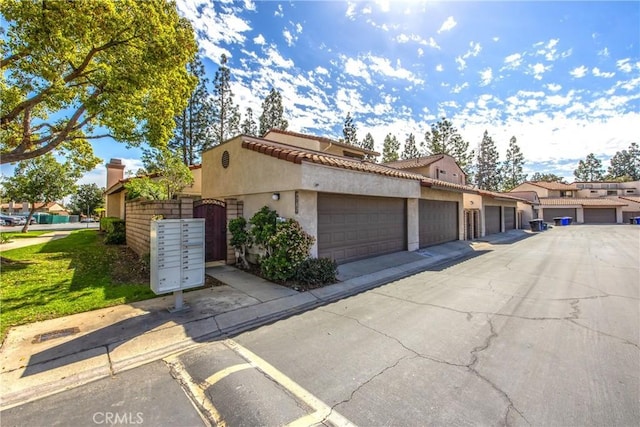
[224,339,357,427]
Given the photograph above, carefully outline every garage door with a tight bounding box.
[419,200,458,247]
[623,211,640,223]
[485,206,501,235]
[318,193,406,264]
[584,208,616,223]
[504,207,516,230]
[543,208,577,223]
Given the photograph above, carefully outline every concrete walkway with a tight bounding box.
[0,229,533,409]
[0,230,75,251]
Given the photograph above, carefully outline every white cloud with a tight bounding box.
[546,83,562,92]
[436,64,443,72]
[529,63,550,80]
[243,0,256,11]
[592,67,615,78]
[545,91,574,107]
[451,82,469,94]
[258,46,294,68]
[283,29,294,46]
[455,56,466,71]
[343,57,372,84]
[275,4,283,17]
[616,58,633,73]
[253,34,266,45]
[368,55,424,85]
[395,33,440,49]
[315,66,329,75]
[463,41,482,59]
[570,65,588,78]
[479,68,493,86]
[504,53,523,69]
[598,47,610,57]
[417,48,424,57]
[346,2,357,20]
[437,16,457,33]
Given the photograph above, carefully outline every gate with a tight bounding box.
[193,199,227,262]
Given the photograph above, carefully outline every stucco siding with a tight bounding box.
[264,132,322,151]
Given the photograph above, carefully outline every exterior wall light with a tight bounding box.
[272,192,280,201]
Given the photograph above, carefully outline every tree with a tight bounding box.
[342,112,358,146]
[2,153,77,232]
[241,107,258,137]
[170,56,214,166]
[259,88,288,137]
[362,132,376,162]
[1,0,197,166]
[501,136,527,191]
[423,118,474,174]
[474,130,501,191]
[401,133,420,160]
[137,148,194,199]
[607,142,640,181]
[574,153,604,182]
[381,133,400,163]
[211,54,240,145]
[530,172,567,183]
[69,183,104,217]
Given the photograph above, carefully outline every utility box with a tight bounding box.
[150,219,205,295]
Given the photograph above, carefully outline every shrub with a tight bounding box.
[228,217,251,268]
[260,218,315,282]
[249,206,278,251]
[101,217,126,245]
[294,258,338,287]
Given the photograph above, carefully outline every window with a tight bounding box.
[439,170,447,174]
[607,190,617,196]
[577,184,584,189]
[626,189,635,194]
[590,190,598,193]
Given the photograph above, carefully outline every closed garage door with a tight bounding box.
[623,211,640,223]
[419,200,458,247]
[543,208,577,223]
[485,206,501,235]
[318,193,406,264]
[504,207,516,230]
[584,208,616,223]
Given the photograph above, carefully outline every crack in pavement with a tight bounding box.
[566,319,640,350]
[319,308,530,426]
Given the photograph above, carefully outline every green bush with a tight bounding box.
[294,258,338,287]
[249,206,278,250]
[260,218,315,282]
[101,217,126,245]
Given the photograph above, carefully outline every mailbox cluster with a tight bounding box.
[150,219,205,295]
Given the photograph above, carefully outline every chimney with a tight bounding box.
[106,159,125,189]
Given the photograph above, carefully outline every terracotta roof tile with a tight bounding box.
[619,196,640,204]
[539,198,627,206]
[383,155,444,169]
[528,181,577,191]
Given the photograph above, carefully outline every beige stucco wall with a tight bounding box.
[407,198,419,251]
[105,192,125,219]
[429,157,466,185]
[511,182,551,198]
[265,132,322,151]
[517,201,535,228]
[482,199,518,235]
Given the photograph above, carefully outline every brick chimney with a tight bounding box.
[106,159,125,189]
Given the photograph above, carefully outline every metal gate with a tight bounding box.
[193,199,227,262]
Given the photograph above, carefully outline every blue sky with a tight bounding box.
[3,0,639,188]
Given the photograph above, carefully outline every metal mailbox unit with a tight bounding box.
[150,218,205,311]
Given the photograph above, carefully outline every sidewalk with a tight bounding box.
[0,230,75,251]
[0,229,532,410]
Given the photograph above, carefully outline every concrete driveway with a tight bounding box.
[228,225,639,426]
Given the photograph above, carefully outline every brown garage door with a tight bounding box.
[623,211,640,223]
[485,206,501,235]
[318,193,406,264]
[419,200,458,248]
[584,208,616,223]
[504,207,516,230]
[543,208,577,223]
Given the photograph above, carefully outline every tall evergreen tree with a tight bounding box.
[241,107,258,136]
[342,112,358,146]
[259,88,289,136]
[474,130,501,191]
[170,56,214,166]
[212,54,240,145]
[574,153,604,181]
[607,142,640,181]
[401,133,420,160]
[381,133,400,163]
[501,136,527,191]
[362,132,376,162]
[424,118,474,174]
[530,172,566,183]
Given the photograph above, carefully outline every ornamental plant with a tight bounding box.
[260,218,315,282]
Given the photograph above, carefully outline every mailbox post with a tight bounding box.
[150,218,205,311]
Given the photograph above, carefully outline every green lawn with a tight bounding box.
[0,229,156,339]
[0,230,50,243]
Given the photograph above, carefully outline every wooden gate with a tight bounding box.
[193,199,226,262]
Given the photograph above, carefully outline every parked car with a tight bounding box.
[0,218,6,226]
[0,214,26,226]
[14,214,37,225]
[80,217,97,223]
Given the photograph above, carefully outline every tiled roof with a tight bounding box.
[383,155,444,170]
[241,137,423,181]
[528,181,577,191]
[619,196,640,204]
[539,198,627,206]
[264,129,379,156]
[478,190,531,203]
[241,137,476,192]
